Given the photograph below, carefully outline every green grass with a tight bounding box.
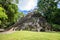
[0,31,60,40]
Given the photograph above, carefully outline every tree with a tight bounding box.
[38,0,59,23]
[37,0,60,31]
[0,0,24,29]
[0,6,8,28]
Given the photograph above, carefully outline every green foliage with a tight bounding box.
[0,0,24,28]
[37,0,60,31]
[8,4,18,13]
[38,0,57,13]
[6,4,18,23]
[0,7,8,19]
[37,0,57,22]
[52,9,60,25]
[0,7,8,28]
[14,12,24,22]
[0,20,1,24]
[52,24,60,31]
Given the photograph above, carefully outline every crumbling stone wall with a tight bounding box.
[12,12,52,32]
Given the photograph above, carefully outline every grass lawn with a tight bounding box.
[0,31,60,40]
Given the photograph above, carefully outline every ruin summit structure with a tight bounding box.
[9,11,52,32]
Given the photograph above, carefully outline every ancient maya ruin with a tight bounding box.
[6,11,52,32]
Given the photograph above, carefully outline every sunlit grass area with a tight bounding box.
[0,31,60,40]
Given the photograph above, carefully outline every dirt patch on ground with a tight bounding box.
[0,31,15,34]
